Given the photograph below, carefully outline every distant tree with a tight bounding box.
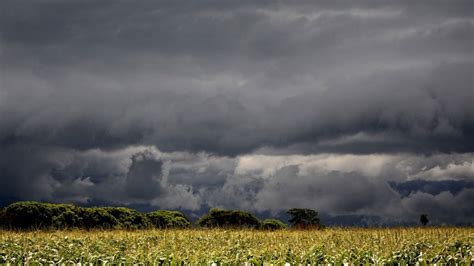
[2,201,80,229]
[147,210,191,228]
[420,214,429,226]
[197,208,261,228]
[287,208,321,229]
[101,207,150,229]
[1,202,150,230]
[79,208,120,229]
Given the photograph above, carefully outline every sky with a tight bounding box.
[0,0,473,225]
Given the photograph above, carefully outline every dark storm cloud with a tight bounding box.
[125,152,164,199]
[390,179,474,197]
[0,1,473,224]
[264,61,474,154]
[1,0,472,155]
[1,146,472,224]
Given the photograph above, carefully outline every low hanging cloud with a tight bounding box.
[1,145,472,224]
[0,1,473,224]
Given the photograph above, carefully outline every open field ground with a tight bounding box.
[0,227,473,265]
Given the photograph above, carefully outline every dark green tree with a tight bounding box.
[197,208,261,228]
[101,207,150,229]
[287,208,321,229]
[2,201,80,229]
[147,210,191,228]
[420,214,429,226]
[79,208,120,229]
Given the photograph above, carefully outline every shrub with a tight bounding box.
[147,210,191,228]
[197,208,261,228]
[260,219,288,230]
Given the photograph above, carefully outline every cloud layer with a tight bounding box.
[0,0,473,224]
[1,145,473,225]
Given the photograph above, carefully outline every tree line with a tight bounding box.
[0,201,322,230]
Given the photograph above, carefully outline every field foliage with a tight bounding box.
[0,227,472,265]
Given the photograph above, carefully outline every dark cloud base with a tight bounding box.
[390,180,474,198]
[0,145,472,225]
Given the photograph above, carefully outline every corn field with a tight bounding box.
[0,227,472,265]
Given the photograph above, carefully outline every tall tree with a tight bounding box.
[420,214,429,226]
[287,208,320,229]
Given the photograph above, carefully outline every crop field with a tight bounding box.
[0,227,472,265]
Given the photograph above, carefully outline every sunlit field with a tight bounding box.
[1,227,472,265]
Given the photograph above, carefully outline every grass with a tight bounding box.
[0,227,472,265]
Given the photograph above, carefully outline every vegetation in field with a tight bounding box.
[260,219,288,230]
[287,208,321,229]
[196,208,261,228]
[0,227,472,264]
[1,201,471,264]
[146,210,191,229]
[1,201,292,230]
[0,202,193,230]
[420,214,429,226]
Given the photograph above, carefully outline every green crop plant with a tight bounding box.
[0,227,472,264]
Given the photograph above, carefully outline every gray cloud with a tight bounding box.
[125,152,164,200]
[1,1,472,155]
[0,1,473,224]
[1,144,472,224]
